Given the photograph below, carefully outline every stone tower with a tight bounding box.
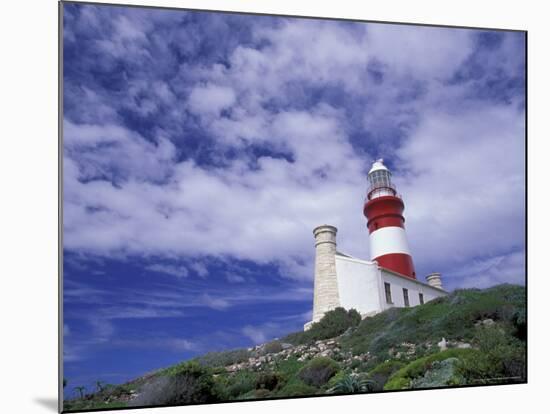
[311,225,340,323]
[426,272,443,289]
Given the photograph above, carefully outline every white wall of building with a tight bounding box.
[305,252,448,330]
[380,269,447,311]
[334,255,381,316]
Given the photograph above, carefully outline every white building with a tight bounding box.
[304,159,447,330]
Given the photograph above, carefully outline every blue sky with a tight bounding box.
[62,3,525,397]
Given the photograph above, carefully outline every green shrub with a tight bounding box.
[328,374,375,394]
[253,388,271,399]
[384,349,474,390]
[194,348,251,368]
[326,370,346,389]
[283,308,362,345]
[274,357,305,378]
[262,340,283,354]
[367,360,406,390]
[255,371,282,391]
[298,357,340,387]
[226,371,258,399]
[384,377,409,390]
[130,361,220,407]
[456,325,526,384]
[410,358,463,388]
[276,379,318,397]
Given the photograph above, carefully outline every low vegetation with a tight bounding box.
[283,307,361,345]
[63,284,526,412]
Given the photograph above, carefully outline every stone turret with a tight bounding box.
[426,272,443,289]
[311,225,340,323]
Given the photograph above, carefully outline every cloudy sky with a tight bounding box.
[62,2,525,395]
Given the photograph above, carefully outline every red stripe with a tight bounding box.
[375,253,416,279]
[367,216,404,233]
[364,196,405,234]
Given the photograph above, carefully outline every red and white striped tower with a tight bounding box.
[363,159,416,279]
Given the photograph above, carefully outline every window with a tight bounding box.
[419,293,424,305]
[403,288,410,307]
[384,282,392,304]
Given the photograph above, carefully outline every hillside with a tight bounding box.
[63,284,526,411]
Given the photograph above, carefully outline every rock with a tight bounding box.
[457,342,472,349]
[438,337,447,351]
[281,343,293,350]
[482,319,495,326]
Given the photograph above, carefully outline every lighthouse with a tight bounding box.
[363,159,416,279]
[304,158,446,330]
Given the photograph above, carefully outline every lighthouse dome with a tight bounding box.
[368,158,390,175]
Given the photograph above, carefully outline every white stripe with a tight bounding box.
[369,226,411,259]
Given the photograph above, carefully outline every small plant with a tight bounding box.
[74,386,86,399]
[367,360,406,390]
[194,348,251,368]
[255,371,282,391]
[384,348,474,390]
[327,374,374,394]
[283,307,362,345]
[456,325,526,384]
[298,357,339,387]
[130,361,220,407]
[276,379,318,397]
[254,388,271,398]
[226,371,257,399]
[262,340,283,354]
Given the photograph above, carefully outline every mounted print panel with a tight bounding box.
[60,1,526,412]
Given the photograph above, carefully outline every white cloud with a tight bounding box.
[63,15,524,289]
[226,273,245,284]
[366,24,474,79]
[450,250,525,289]
[199,294,230,310]
[188,84,236,115]
[241,320,295,345]
[396,104,525,276]
[166,338,196,352]
[190,261,209,278]
[146,264,189,278]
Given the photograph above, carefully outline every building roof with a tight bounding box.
[335,250,353,258]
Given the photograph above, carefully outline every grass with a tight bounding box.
[340,284,526,363]
[63,284,526,411]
